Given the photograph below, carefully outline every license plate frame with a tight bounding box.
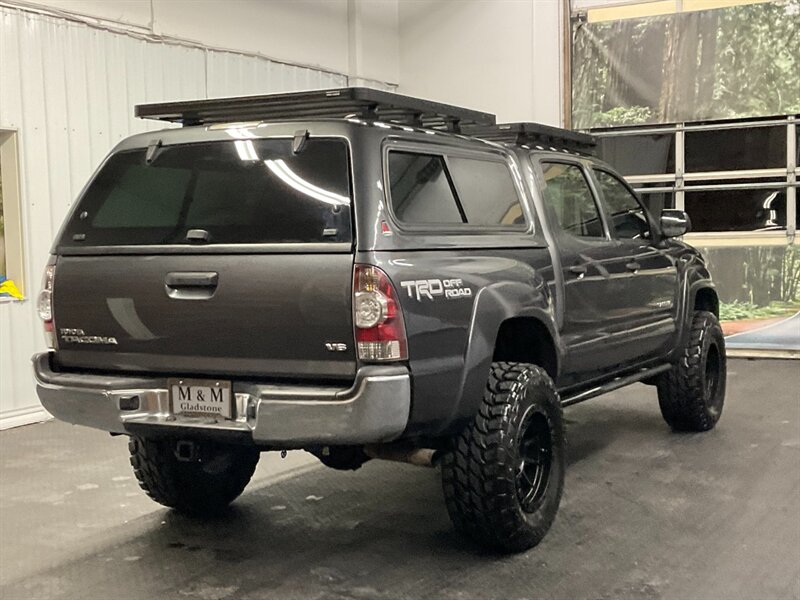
[169,378,233,419]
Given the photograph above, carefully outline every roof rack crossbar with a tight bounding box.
[465,122,597,155]
[135,87,496,132]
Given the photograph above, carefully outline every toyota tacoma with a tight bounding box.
[33,88,726,553]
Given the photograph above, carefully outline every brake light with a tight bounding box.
[37,263,56,349]
[353,264,407,362]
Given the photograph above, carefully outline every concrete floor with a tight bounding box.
[1,358,799,600]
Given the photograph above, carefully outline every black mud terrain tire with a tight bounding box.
[441,362,565,553]
[129,436,259,516]
[657,310,726,432]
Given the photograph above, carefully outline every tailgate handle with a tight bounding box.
[165,272,219,288]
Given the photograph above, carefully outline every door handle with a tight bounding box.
[626,262,641,272]
[165,272,219,288]
[569,265,587,277]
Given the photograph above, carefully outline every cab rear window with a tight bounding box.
[386,150,525,229]
[61,138,351,246]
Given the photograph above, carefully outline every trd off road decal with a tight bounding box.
[400,278,472,301]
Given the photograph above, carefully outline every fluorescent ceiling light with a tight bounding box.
[264,159,349,206]
[234,140,259,161]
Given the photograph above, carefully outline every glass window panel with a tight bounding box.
[446,157,525,227]
[541,162,604,239]
[633,183,674,218]
[0,153,4,277]
[685,177,786,186]
[593,170,651,240]
[0,131,25,297]
[684,187,792,232]
[388,152,464,224]
[91,164,190,228]
[597,134,675,176]
[64,139,352,246]
[638,192,674,217]
[685,126,786,172]
[572,4,800,128]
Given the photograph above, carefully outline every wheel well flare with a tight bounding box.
[694,287,719,318]
[492,318,558,379]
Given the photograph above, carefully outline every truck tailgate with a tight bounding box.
[52,254,356,380]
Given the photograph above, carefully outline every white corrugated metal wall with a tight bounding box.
[0,5,348,428]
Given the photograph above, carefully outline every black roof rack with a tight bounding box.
[465,122,597,155]
[135,87,496,132]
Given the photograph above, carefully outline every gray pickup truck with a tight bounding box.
[33,88,725,553]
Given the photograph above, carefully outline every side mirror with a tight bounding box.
[660,209,691,238]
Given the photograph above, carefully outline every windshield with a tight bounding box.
[61,138,352,246]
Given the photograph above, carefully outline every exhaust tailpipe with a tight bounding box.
[364,444,440,468]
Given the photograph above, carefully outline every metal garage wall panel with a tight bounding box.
[0,5,350,428]
[206,51,347,98]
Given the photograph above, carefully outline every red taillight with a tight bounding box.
[353,264,407,362]
[37,263,56,349]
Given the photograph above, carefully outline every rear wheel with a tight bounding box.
[441,362,565,553]
[657,310,726,431]
[129,436,259,516]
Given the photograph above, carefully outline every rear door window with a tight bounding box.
[447,157,525,227]
[62,138,352,246]
[540,162,605,239]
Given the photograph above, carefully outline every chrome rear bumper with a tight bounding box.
[32,353,410,446]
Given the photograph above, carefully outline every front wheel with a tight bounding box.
[441,362,565,553]
[129,436,259,516]
[657,310,726,432]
